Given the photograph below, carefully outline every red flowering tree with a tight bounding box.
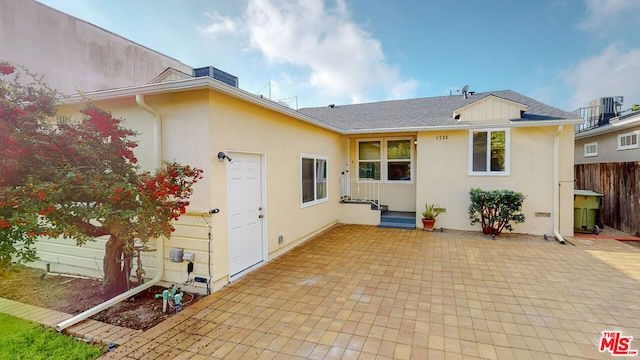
[0,62,202,295]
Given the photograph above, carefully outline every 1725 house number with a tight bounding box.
[436,135,448,140]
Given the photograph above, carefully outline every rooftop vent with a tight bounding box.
[193,66,238,88]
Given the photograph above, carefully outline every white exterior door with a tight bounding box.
[228,152,265,277]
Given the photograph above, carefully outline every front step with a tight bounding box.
[378,211,416,230]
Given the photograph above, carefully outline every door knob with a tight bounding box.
[258,214,264,219]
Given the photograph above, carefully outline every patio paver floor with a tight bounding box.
[101,224,640,359]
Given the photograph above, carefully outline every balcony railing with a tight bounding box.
[341,178,382,209]
[573,105,604,133]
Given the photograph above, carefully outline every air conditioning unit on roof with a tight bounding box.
[193,66,238,88]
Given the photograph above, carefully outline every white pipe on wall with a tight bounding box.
[55,238,164,332]
[135,94,163,166]
[553,125,566,244]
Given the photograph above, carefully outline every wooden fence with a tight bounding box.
[574,162,640,236]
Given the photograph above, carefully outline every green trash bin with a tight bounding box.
[574,190,604,234]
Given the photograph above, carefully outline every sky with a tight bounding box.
[36,0,640,112]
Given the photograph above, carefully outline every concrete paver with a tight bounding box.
[101,224,640,359]
[5,224,637,359]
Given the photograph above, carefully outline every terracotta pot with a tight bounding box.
[422,218,436,231]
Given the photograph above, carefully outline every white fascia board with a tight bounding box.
[342,125,468,134]
[508,118,584,127]
[342,119,583,135]
[58,77,344,134]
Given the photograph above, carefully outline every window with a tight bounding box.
[357,138,413,182]
[618,131,638,150]
[357,140,381,180]
[584,142,597,157]
[469,129,509,175]
[387,140,411,181]
[301,154,328,206]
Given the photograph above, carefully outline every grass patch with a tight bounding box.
[0,313,104,360]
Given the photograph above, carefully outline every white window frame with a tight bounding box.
[356,138,382,182]
[617,131,639,151]
[584,142,598,157]
[356,138,414,183]
[468,128,510,176]
[300,154,328,208]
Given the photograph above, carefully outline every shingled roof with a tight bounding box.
[297,90,577,132]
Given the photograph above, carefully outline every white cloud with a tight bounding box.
[201,11,239,38]
[243,0,416,104]
[579,0,640,32]
[564,45,640,110]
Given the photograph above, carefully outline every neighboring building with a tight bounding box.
[3,0,582,294]
[0,0,192,95]
[575,110,640,165]
[574,99,640,235]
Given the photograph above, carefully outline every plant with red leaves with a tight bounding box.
[0,62,203,293]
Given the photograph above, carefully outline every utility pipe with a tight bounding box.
[55,237,164,332]
[553,125,566,244]
[56,95,166,332]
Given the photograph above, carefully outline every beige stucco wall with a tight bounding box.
[416,126,574,237]
[0,0,192,95]
[203,91,342,290]
[40,89,341,293]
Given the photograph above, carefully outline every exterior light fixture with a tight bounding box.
[217,152,233,163]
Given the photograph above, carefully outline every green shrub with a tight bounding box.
[468,188,525,235]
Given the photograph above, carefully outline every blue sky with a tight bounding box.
[37,0,640,111]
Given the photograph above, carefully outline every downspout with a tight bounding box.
[55,95,165,332]
[553,125,566,244]
[135,94,163,165]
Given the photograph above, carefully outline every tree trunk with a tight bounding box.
[103,235,131,296]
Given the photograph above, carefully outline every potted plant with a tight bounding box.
[422,203,446,231]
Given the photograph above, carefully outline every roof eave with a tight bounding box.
[342,118,584,134]
[58,77,344,134]
[509,118,584,127]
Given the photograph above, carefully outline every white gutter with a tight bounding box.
[56,95,167,332]
[341,119,584,135]
[553,125,566,244]
[55,237,164,332]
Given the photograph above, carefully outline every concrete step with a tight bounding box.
[378,221,416,230]
[381,215,415,224]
